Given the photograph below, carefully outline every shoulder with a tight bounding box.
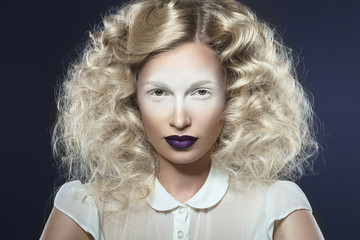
[55,180,95,210]
[40,207,95,240]
[41,181,102,240]
[266,181,312,219]
[273,209,324,240]
[266,181,323,240]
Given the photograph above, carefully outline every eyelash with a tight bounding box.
[148,88,211,97]
[192,88,211,96]
[149,89,169,97]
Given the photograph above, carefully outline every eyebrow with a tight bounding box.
[144,81,170,88]
[144,80,214,90]
[188,80,214,89]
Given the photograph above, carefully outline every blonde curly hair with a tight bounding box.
[53,0,318,198]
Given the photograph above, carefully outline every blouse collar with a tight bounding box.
[146,165,229,211]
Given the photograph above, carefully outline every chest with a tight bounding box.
[99,189,270,240]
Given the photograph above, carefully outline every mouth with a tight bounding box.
[165,135,198,150]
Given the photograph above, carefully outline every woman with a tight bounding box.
[41,0,324,239]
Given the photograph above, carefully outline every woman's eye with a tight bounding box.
[154,90,164,96]
[150,89,167,96]
[193,89,211,96]
[197,89,208,95]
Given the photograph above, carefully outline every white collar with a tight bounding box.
[146,165,229,211]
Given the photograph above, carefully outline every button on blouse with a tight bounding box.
[146,165,229,240]
[54,164,312,240]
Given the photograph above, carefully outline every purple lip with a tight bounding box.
[165,135,198,150]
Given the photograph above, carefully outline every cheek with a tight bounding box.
[138,102,167,138]
[139,109,158,135]
[193,103,224,132]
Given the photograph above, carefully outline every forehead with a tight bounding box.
[137,42,224,85]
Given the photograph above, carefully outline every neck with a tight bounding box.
[157,154,211,204]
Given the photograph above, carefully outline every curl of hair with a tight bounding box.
[53,0,318,200]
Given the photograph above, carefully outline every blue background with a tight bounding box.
[1,0,359,239]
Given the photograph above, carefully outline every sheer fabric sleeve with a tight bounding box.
[54,180,103,240]
[265,181,312,239]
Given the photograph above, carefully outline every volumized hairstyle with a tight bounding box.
[53,0,318,198]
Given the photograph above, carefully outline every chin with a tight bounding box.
[157,147,212,166]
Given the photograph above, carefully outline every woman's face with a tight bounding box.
[137,42,226,166]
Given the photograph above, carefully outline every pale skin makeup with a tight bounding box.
[40,41,323,240]
[136,41,324,239]
[137,41,226,203]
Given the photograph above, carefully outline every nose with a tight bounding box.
[169,101,191,130]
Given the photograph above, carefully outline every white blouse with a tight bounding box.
[54,166,312,240]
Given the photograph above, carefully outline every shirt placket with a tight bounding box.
[173,205,190,240]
